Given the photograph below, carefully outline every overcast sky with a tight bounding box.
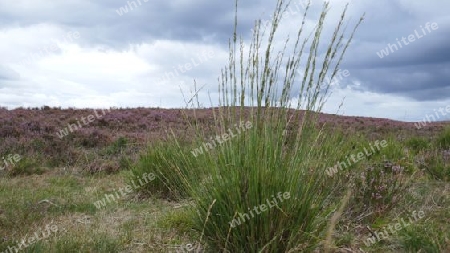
[0,0,449,122]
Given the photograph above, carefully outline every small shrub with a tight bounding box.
[74,129,111,148]
[352,160,409,221]
[375,137,405,161]
[30,138,47,150]
[7,158,44,176]
[158,207,197,234]
[118,156,132,170]
[436,126,450,149]
[418,149,450,181]
[405,136,430,153]
[105,137,128,155]
[86,159,120,174]
[399,224,450,253]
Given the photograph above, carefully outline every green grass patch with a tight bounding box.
[436,126,450,149]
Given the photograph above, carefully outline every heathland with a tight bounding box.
[0,106,448,252]
[1,0,449,252]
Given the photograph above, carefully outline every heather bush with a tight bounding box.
[352,161,409,220]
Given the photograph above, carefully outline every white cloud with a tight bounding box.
[322,88,450,122]
[2,30,227,109]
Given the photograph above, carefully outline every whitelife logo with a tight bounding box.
[363,210,425,246]
[1,224,60,253]
[93,173,155,209]
[176,243,201,253]
[325,140,388,177]
[414,104,450,129]
[115,0,149,16]
[18,31,80,66]
[376,22,438,59]
[296,68,350,91]
[155,49,214,85]
[55,108,115,139]
[229,192,291,228]
[191,121,253,157]
[0,154,21,171]
[251,0,310,35]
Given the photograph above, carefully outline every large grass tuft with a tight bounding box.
[131,0,365,251]
[181,0,364,251]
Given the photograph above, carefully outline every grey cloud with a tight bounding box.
[0,0,449,118]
